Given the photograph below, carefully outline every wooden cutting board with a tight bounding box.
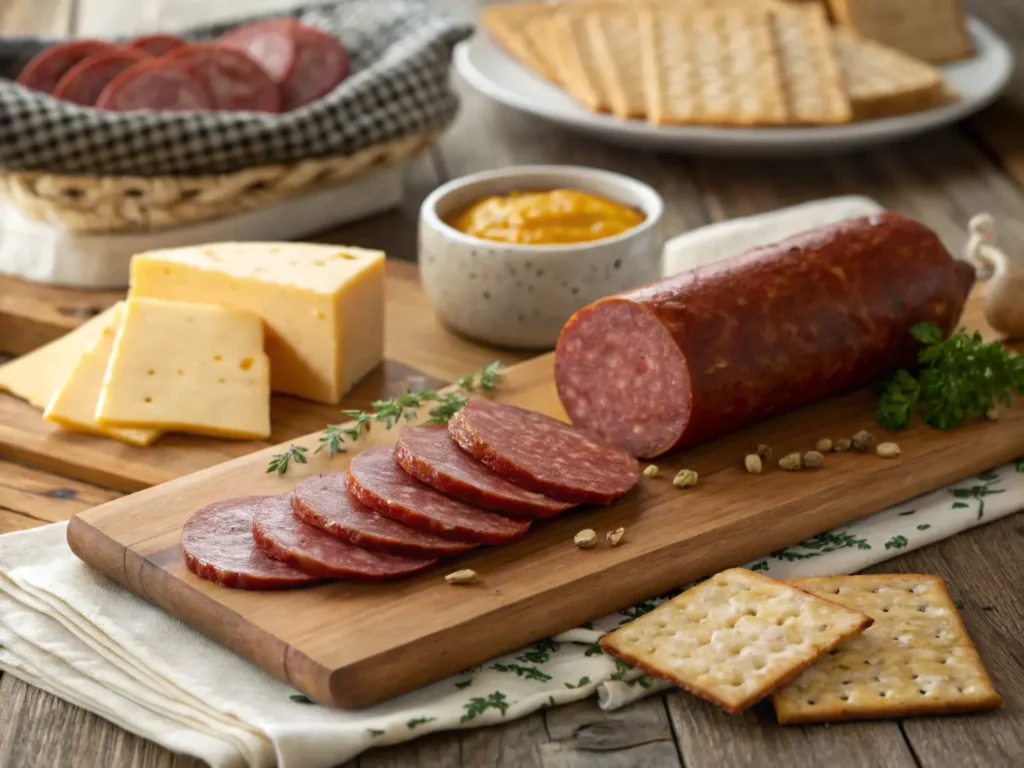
[66,286,1024,709]
[0,262,531,491]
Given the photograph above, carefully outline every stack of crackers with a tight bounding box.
[482,0,963,126]
[600,568,1002,722]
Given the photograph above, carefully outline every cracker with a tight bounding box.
[599,568,873,715]
[772,574,1001,724]
[543,10,610,112]
[771,5,852,124]
[585,10,646,119]
[834,28,946,120]
[640,7,790,127]
[828,0,973,63]
[481,3,559,82]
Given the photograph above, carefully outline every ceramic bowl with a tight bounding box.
[418,165,665,349]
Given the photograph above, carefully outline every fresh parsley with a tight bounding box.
[877,323,1024,431]
[267,445,308,475]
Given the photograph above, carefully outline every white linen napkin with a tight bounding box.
[2,197,1017,768]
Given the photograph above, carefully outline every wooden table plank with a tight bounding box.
[0,459,120,523]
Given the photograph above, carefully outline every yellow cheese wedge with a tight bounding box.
[43,303,161,447]
[95,298,271,440]
[129,242,385,405]
[0,305,118,410]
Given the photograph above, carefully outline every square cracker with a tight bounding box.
[771,5,852,124]
[481,3,559,82]
[599,568,873,715]
[827,0,973,63]
[834,28,946,120]
[585,10,646,119]
[771,574,1002,724]
[640,7,789,127]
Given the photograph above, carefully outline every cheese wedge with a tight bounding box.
[42,303,161,447]
[0,306,118,410]
[96,298,271,440]
[129,242,385,405]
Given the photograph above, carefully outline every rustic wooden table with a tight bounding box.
[1,0,1023,766]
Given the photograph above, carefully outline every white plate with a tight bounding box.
[454,18,1014,157]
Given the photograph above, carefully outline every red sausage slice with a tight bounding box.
[346,446,531,545]
[17,39,113,94]
[293,473,475,558]
[96,58,215,111]
[165,44,280,112]
[395,425,572,519]
[448,401,640,506]
[219,20,349,110]
[181,496,319,590]
[128,33,185,56]
[555,214,978,458]
[52,48,149,106]
[252,494,435,580]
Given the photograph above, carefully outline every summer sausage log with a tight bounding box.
[555,213,977,459]
[181,496,319,590]
[447,401,640,505]
[395,425,573,518]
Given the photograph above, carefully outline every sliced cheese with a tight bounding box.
[129,242,385,405]
[43,303,161,447]
[96,298,271,440]
[0,305,119,410]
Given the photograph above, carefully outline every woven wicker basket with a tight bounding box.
[0,132,437,234]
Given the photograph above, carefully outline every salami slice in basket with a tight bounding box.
[182,496,319,590]
[128,33,185,56]
[52,48,149,106]
[395,425,573,518]
[96,58,215,111]
[252,494,435,580]
[448,401,640,505]
[17,39,113,94]
[219,20,349,110]
[165,45,281,112]
[346,446,531,545]
[293,473,475,558]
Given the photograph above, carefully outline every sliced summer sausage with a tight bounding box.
[395,424,573,518]
[448,401,640,505]
[252,494,435,580]
[17,40,113,94]
[346,446,531,544]
[52,48,149,106]
[165,45,281,112]
[128,33,185,56]
[181,495,319,590]
[555,213,977,459]
[96,58,215,111]
[292,473,475,558]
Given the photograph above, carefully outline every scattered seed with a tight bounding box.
[832,438,852,453]
[642,464,660,478]
[445,569,478,585]
[985,407,999,421]
[815,438,833,453]
[779,453,803,471]
[876,442,901,459]
[574,529,598,549]
[744,454,763,474]
[802,450,825,469]
[851,430,875,452]
[756,444,773,460]
[606,527,626,547]
[673,469,699,489]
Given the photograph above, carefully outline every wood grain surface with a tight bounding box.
[2,0,1024,764]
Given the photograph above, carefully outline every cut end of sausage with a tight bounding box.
[556,298,691,459]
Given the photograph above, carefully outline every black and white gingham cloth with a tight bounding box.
[0,0,473,176]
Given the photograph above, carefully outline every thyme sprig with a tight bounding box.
[266,445,308,475]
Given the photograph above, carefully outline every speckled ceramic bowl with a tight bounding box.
[418,165,664,349]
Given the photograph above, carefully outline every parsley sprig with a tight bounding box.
[876,323,1023,431]
[267,362,503,473]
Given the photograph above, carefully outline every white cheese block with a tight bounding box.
[95,298,271,440]
[129,242,385,405]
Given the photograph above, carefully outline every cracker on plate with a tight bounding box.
[827,0,974,63]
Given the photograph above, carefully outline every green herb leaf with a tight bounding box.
[583,643,604,657]
[424,392,469,425]
[455,679,473,689]
[954,599,965,609]
[884,535,908,550]
[288,693,315,704]
[876,369,921,431]
[750,560,769,572]
[460,691,510,723]
[315,425,345,456]
[490,662,552,682]
[407,717,435,729]
[916,523,932,531]
[564,676,591,690]
[267,445,308,475]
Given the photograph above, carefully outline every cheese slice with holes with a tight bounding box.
[43,302,161,447]
[95,298,271,440]
[129,242,385,405]
[0,305,118,410]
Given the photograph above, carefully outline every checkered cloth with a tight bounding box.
[0,0,472,177]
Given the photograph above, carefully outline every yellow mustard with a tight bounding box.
[447,189,645,245]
